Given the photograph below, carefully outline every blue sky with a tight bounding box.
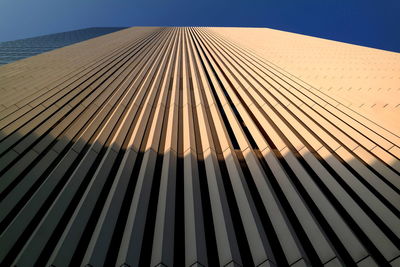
[0,0,399,52]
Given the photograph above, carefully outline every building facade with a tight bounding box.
[0,27,125,65]
[0,27,399,267]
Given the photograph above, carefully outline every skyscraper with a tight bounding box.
[0,27,126,65]
[0,27,398,267]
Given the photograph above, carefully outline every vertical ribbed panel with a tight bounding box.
[0,27,399,267]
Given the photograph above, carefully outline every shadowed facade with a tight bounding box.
[0,27,399,267]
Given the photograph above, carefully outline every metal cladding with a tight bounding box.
[0,27,399,267]
[213,27,400,136]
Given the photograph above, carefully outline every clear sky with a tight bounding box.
[0,0,399,52]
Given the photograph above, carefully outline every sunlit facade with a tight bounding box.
[0,27,398,267]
